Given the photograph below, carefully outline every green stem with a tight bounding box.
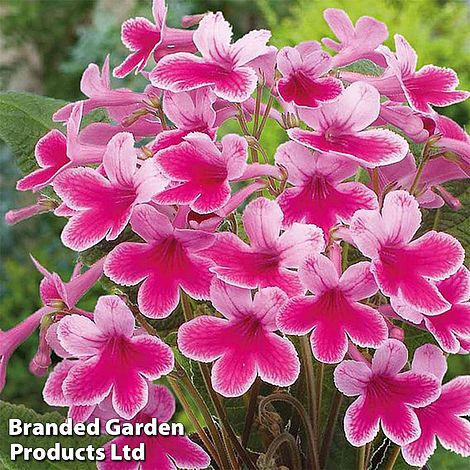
[315,362,324,437]
[260,393,320,470]
[384,445,401,470]
[357,444,366,470]
[255,91,274,139]
[371,168,379,196]
[300,336,318,430]
[409,141,432,195]
[241,377,262,447]
[264,433,302,470]
[319,389,343,468]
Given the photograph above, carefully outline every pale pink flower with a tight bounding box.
[288,82,409,168]
[154,132,248,213]
[350,190,464,314]
[277,42,343,109]
[151,89,217,152]
[178,279,300,397]
[53,56,144,122]
[104,204,215,318]
[17,104,105,192]
[278,255,387,363]
[53,132,167,251]
[322,9,388,68]
[114,0,195,78]
[1,257,104,392]
[98,384,210,469]
[150,12,271,102]
[378,35,470,114]
[206,198,324,296]
[44,295,174,419]
[334,339,441,446]
[275,141,377,236]
[402,344,470,466]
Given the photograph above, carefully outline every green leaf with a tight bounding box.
[0,92,66,175]
[341,59,384,77]
[0,401,108,470]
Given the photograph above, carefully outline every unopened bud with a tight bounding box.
[433,185,462,211]
[390,327,405,341]
[47,299,66,310]
[181,13,206,27]
[122,108,149,127]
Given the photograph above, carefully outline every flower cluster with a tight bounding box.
[3,1,469,468]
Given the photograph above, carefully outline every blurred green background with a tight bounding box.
[0,0,469,467]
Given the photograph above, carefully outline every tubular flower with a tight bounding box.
[206,198,324,296]
[275,141,377,236]
[154,132,248,214]
[288,82,409,168]
[350,190,464,315]
[104,204,215,318]
[178,279,300,397]
[276,41,343,109]
[114,0,195,78]
[53,132,167,251]
[401,344,470,466]
[278,255,387,363]
[334,339,441,446]
[150,12,271,102]
[43,295,174,419]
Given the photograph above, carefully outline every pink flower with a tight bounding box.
[378,35,470,114]
[114,0,195,78]
[178,279,300,397]
[288,82,409,168]
[53,56,144,122]
[104,204,215,318]
[278,255,387,363]
[275,141,378,236]
[350,190,464,314]
[334,339,441,446]
[149,12,271,102]
[151,89,217,152]
[53,132,167,251]
[1,257,104,392]
[98,384,210,469]
[17,104,105,192]
[154,132,248,213]
[44,295,174,419]
[322,9,388,68]
[276,42,343,109]
[206,198,324,296]
[420,267,470,353]
[402,344,470,466]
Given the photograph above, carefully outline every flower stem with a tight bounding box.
[384,444,401,470]
[242,377,262,447]
[371,168,380,196]
[357,444,366,470]
[300,336,318,430]
[255,91,275,139]
[409,141,432,195]
[319,389,343,467]
[315,362,324,436]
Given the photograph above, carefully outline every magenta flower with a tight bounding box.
[350,190,464,314]
[275,141,378,236]
[53,132,167,251]
[154,132,248,214]
[150,12,271,102]
[334,339,441,446]
[104,204,215,318]
[401,344,470,466]
[178,279,300,397]
[288,82,409,168]
[379,35,470,114]
[152,89,217,152]
[277,42,343,109]
[114,0,195,78]
[206,198,324,296]
[44,295,174,419]
[54,56,144,122]
[278,255,387,363]
[321,8,388,68]
[98,384,210,469]
[421,267,470,353]
[17,104,105,192]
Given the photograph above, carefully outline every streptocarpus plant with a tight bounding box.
[2,1,470,468]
